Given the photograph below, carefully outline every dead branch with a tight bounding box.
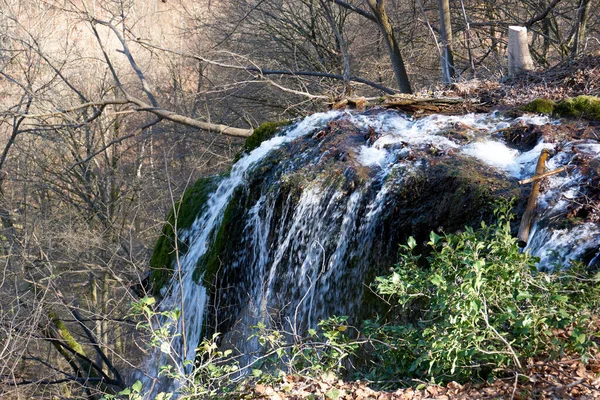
[133,40,396,94]
[86,19,251,138]
[329,0,377,22]
[92,19,159,108]
[518,165,573,184]
[518,149,549,246]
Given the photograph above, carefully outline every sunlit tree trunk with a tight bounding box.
[438,0,455,84]
[366,0,412,94]
[508,26,534,76]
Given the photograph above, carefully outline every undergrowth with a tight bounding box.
[363,201,600,385]
[126,202,600,398]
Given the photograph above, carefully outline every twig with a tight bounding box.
[518,165,574,184]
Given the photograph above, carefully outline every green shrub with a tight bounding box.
[364,202,600,384]
[250,316,358,380]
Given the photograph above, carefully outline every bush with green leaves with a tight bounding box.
[114,299,357,399]
[249,315,359,381]
[115,297,240,400]
[363,203,600,384]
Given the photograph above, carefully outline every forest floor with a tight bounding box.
[461,54,600,107]
[248,353,600,399]
[247,55,600,400]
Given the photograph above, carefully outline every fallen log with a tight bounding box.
[518,148,549,246]
[380,96,482,115]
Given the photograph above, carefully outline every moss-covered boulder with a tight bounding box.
[523,96,600,121]
[555,95,600,120]
[149,176,220,295]
[522,98,556,114]
[234,121,290,162]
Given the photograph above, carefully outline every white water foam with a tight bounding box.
[136,110,343,394]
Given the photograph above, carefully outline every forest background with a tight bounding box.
[0,0,598,398]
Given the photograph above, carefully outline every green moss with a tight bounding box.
[149,176,220,295]
[49,310,86,356]
[522,98,556,114]
[197,198,233,286]
[234,121,290,162]
[555,95,600,120]
[194,185,251,290]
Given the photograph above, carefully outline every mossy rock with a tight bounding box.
[555,95,600,120]
[522,98,556,115]
[234,120,291,161]
[522,96,600,121]
[194,186,246,288]
[149,176,220,295]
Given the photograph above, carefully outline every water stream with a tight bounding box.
[138,109,600,394]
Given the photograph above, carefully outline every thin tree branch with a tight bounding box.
[329,0,377,22]
[92,19,159,108]
[69,306,123,386]
[134,40,396,94]
[526,0,563,28]
[67,118,162,172]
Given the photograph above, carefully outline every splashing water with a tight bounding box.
[138,109,599,393]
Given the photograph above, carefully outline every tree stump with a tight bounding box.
[508,26,534,76]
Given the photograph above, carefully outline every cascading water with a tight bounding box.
[138,108,600,394]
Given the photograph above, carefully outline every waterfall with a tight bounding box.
[138,109,600,394]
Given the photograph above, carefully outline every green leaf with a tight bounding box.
[429,231,441,245]
[516,291,532,301]
[407,236,417,250]
[430,274,444,286]
[131,380,142,393]
[325,388,341,399]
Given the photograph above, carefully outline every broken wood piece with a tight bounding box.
[518,165,573,185]
[331,97,368,110]
[517,148,549,247]
[332,99,349,109]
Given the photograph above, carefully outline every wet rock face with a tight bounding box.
[198,111,530,343]
[150,109,600,376]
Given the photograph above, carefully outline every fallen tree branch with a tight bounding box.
[518,149,549,246]
[518,165,573,184]
[125,96,252,136]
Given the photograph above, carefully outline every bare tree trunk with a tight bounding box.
[507,26,534,76]
[319,0,352,95]
[571,0,591,57]
[438,0,455,84]
[366,0,412,94]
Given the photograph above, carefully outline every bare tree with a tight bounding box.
[438,0,455,84]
